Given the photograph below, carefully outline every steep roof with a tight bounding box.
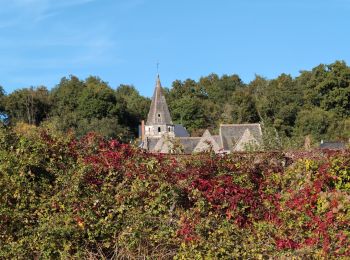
[233,128,259,151]
[220,123,262,151]
[193,130,221,153]
[146,75,173,125]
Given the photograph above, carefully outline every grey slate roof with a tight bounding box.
[146,75,173,125]
[174,124,190,137]
[178,137,201,154]
[145,137,161,151]
[193,130,221,153]
[144,124,263,153]
[212,135,222,148]
[220,124,262,151]
[233,128,259,151]
[319,141,346,150]
[145,136,200,154]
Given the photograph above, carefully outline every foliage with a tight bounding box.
[0,127,349,258]
[4,86,51,125]
[1,60,350,145]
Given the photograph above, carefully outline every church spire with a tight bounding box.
[146,74,173,125]
[156,73,161,89]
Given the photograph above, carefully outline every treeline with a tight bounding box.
[164,60,350,147]
[0,76,150,141]
[0,60,349,147]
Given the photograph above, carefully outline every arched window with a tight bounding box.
[158,127,161,133]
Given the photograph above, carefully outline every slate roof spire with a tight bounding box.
[146,74,173,125]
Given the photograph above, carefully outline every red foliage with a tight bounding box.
[275,238,300,250]
[177,217,199,243]
[76,134,350,256]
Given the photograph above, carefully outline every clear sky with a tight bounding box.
[0,0,349,97]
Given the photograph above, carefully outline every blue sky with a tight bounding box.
[0,0,349,97]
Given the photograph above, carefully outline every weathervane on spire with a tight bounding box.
[156,61,160,75]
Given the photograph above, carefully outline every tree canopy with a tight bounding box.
[1,60,349,148]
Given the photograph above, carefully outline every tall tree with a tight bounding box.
[171,95,208,134]
[4,86,50,125]
[115,84,151,136]
[77,76,117,119]
[294,108,336,141]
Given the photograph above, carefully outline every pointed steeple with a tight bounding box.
[146,74,173,125]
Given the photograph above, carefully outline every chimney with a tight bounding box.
[141,120,145,141]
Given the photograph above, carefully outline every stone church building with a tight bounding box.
[140,75,263,153]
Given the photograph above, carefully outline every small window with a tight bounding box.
[168,126,171,132]
[158,114,161,117]
[158,127,161,133]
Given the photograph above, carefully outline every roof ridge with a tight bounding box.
[220,123,261,126]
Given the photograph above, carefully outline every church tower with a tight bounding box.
[144,75,175,138]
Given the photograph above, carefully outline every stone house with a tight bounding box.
[140,75,263,153]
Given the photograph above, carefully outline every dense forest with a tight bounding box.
[0,60,349,148]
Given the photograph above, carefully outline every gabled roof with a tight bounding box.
[233,128,259,151]
[149,136,200,154]
[146,75,173,125]
[193,130,221,153]
[220,123,262,151]
[143,124,263,154]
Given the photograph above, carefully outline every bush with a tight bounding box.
[0,127,349,258]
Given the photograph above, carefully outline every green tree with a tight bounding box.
[77,76,117,119]
[171,95,207,134]
[231,86,260,124]
[49,76,133,139]
[4,86,51,125]
[115,84,151,136]
[294,107,336,141]
[199,73,244,103]
[51,75,85,115]
[255,74,302,137]
[300,61,350,116]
